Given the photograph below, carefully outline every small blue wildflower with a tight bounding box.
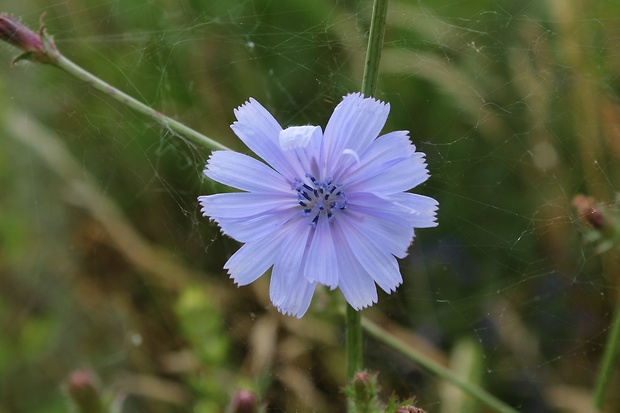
[198,93,438,317]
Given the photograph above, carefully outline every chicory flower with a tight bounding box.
[199,93,437,317]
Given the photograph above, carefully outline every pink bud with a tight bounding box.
[0,14,42,50]
[572,194,605,230]
[66,369,105,413]
[0,13,58,65]
[229,389,258,413]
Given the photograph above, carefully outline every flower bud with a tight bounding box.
[229,389,258,413]
[346,370,381,412]
[352,370,376,403]
[0,13,58,65]
[66,369,105,413]
[572,194,605,230]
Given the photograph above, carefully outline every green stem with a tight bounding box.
[345,0,389,383]
[360,0,389,97]
[346,304,363,380]
[593,297,620,411]
[362,317,520,413]
[54,55,230,152]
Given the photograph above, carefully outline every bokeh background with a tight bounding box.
[1,0,620,412]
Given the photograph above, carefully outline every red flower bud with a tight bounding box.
[572,194,605,230]
[66,369,105,413]
[229,389,258,413]
[0,13,58,65]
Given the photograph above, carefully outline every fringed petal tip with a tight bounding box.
[275,305,306,319]
[233,97,258,114]
[229,273,249,287]
[232,97,276,127]
[196,196,221,222]
[272,297,310,318]
[347,296,379,312]
[342,92,390,110]
[330,93,390,129]
[425,209,440,228]
[224,257,255,287]
[230,99,260,131]
[428,202,440,227]
[198,214,239,243]
[202,150,226,177]
[271,292,315,318]
[386,279,403,294]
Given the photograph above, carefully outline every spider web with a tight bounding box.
[1,0,619,412]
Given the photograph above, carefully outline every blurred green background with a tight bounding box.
[1,0,620,412]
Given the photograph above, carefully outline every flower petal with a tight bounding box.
[342,204,413,259]
[224,233,285,286]
[214,211,299,242]
[346,191,412,218]
[331,223,378,310]
[232,98,298,178]
[346,152,429,195]
[340,130,413,180]
[323,93,390,176]
[347,191,437,229]
[335,216,403,294]
[205,151,291,193]
[199,193,294,219]
[213,208,300,243]
[390,193,439,228]
[279,125,319,150]
[304,217,339,288]
[278,125,324,178]
[341,130,430,195]
[270,220,316,317]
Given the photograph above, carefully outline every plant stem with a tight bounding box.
[361,0,389,97]
[346,304,363,380]
[362,317,520,413]
[593,297,620,411]
[54,55,230,152]
[345,0,389,382]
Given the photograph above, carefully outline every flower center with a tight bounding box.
[293,175,347,226]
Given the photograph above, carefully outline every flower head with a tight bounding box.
[199,93,438,317]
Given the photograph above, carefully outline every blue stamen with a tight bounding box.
[294,174,347,226]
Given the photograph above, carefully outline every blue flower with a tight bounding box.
[199,93,438,317]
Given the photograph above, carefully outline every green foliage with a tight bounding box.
[177,286,229,365]
[176,284,231,407]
